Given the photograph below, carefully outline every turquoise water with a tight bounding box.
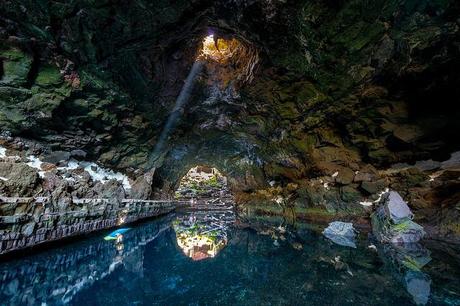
[1,211,460,306]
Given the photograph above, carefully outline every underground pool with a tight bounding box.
[1,210,460,306]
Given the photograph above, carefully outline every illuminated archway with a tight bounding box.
[174,165,234,210]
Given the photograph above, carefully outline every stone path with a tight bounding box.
[0,196,177,255]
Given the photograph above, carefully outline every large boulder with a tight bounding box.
[323,221,357,248]
[90,180,126,200]
[130,170,155,199]
[372,191,425,243]
[385,191,414,224]
[0,162,39,196]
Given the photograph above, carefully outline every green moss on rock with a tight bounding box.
[35,65,63,87]
[292,134,316,153]
[24,93,65,115]
[0,86,32,104]
[340,185,362,202]
[0,47,33,86]
[275,102,300,119]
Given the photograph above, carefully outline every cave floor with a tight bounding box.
[1,209,459,306]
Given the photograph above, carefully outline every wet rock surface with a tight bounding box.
[372,191,425,244]
[0,195,174,255]
[323,221,357,248]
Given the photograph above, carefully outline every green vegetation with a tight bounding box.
[402,256,423,271]
[35,65,63,87]
[207,175,220,188]
[393,220,412,232]
[0,47,33,86]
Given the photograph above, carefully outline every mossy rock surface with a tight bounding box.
[0,48,33,86]
[24,93,64,114]
[35,65,63,87]
[0,86,32,104]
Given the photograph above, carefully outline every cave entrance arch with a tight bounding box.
[174,165,234,210]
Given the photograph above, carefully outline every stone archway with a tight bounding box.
[175,165,234,210]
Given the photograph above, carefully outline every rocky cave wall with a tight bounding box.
[0,0,460,240]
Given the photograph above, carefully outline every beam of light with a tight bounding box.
[148,61,204,166]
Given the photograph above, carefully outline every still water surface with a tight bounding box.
[1,210,460,306]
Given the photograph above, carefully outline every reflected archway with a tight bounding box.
[173,210,236,261]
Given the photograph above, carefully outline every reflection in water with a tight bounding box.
[0,216,172,305]
[104,228,131,241]
[173,210,235,260]
[0,213,460,305]
[377,242,432,305]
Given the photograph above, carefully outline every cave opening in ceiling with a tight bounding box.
[197,32,260,86]
[198,34,239,63]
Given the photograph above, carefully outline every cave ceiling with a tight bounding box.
[0,0,459,191]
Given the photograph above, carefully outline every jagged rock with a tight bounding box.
[43,151,71,164]
[372,191,425,244]
[392,125,423,144]
[414,160,441,171]
[0,47,32,86]
[22,222,35,237]
[389,221,425,244]
[340,185,361,202]
[34,65,63,87]
[323,221,357,248]
[388,168,429,191]
[130,170,155,199]
[353,171,376,183]
[0,162,39,196]
[91,180,126,200]
[441,151,460,170]
[70,149,87,159]
[42,172,64,193]
[360,179,386,194]
[385,191,414,224]
[335,168,355,185]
